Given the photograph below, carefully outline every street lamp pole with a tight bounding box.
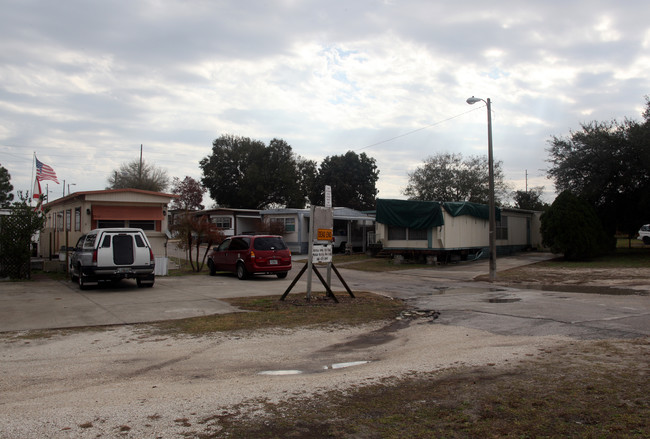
[467,96,496,281]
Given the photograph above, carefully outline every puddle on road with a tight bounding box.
[323,361,369,370]
[432,286,506,295]
[259,370,303,376]
[432,284,645,297]
[488,297,522,303]
[519,284,645,296]
[259,360,371,376]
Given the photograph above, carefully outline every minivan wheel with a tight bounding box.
[276,272,288,279]
[208,259,216,276]
[643,236,650,245]
[236,263,249,280]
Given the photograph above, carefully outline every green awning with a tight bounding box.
[376,199,444,229]
[376,199,500,228]
[442,201,501,221]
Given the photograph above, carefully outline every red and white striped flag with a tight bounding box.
[35,156,59,183]
[33,178,44,212]
[33,178,41,200]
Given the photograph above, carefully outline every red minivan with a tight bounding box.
[207,235,292,280]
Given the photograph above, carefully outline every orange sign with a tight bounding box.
[317,228,333,241]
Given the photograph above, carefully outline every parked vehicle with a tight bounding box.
[331,230,363,253]
[638,224,650,244]
[69,228,156,289]
[207,235,291,280]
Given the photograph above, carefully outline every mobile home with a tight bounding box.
[375,199,542,262]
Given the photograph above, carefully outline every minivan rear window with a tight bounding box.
[253,237,287,251]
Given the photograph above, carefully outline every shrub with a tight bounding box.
[540,190,612,260]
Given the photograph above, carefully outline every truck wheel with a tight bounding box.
[208,259,216,276]
[70,265,78,282]
[78,272,87,290]
[236,262,249,280]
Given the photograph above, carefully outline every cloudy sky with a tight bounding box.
[1,0,649,206]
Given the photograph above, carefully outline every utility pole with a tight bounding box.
[525,169,528,193]
[139,144,143,181]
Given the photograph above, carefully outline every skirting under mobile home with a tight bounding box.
[375,199,542,262]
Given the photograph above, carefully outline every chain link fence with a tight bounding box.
[0,206,45,279]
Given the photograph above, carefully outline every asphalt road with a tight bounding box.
[1,252,648,339]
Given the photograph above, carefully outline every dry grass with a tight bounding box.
[148,292,406,336]
[193,338,650,438]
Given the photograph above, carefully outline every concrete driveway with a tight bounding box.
[1,253,649,339]
[0,270,299,332]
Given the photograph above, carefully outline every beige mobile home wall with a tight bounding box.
[436,212,489,249]
[376,213,489,250]
[374,222,428,249]
[500,212,527,246]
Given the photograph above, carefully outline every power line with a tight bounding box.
[354,106,485,152]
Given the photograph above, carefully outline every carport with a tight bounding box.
[261,207,375,254]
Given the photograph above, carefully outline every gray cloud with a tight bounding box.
[0,0,648,204]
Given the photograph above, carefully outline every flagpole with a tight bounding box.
[30,152,36,206]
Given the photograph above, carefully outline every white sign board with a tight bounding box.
[324,185,332,208]
[312,244,332,263]
[312,206,333,244]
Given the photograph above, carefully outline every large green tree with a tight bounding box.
[540,190,611,260]
[107,159,170,192]
[404,152,508,204]
[309,151,379,211]
[547,97,650,236]
[200,134,315,209]
[512,186,548,211]
[0,164,14,207]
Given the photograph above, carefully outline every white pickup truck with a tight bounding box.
[638,224,650,245]
[69,228,156,289]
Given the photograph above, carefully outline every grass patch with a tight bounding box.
[148,292,406,336]
[295,254,430,272]
[617,237,649,249]
[543,248,650,268]
[512,248,650,270]
[197,339,650,438]
[167,256,209,276]
[330,256,433,272]
[482,248,650,284]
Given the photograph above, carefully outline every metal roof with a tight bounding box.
[261,207,374,221]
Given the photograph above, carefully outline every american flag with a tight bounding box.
[35,156,59,183]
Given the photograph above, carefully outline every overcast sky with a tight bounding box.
[1,0,649,206]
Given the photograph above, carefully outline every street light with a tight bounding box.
[466,96,496,282]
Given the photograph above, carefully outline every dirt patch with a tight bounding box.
[200,338,650,438]
[492,265,650,293]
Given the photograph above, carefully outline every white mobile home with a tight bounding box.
[261,207,375,254]
[375,199,542,262]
